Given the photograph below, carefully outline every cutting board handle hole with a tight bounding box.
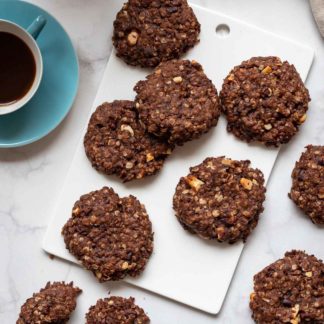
[215,24,230,38]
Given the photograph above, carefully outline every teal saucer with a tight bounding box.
[0,0,79,147]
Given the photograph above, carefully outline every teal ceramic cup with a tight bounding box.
[0,16,46,115]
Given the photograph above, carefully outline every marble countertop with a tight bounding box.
[0,0,323,323]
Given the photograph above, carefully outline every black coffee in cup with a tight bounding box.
[0,32,36,105]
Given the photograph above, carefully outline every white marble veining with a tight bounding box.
[0,0,323,323]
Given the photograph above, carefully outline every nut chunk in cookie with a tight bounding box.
[289,145,324,225]
[113,0,200,67]
[250,250,324,323]
[62,187,154,282]
[173,157,266,243]
[84,100,173,182]
[86,296,150,324]
[17,282,81,324]
[135,59,220,145]
[220,56,310,146]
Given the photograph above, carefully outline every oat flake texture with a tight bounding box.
[289,145,324,224]
[86,296,150,324]
[135,59,220,145]
[173,156,266,243]
[250,250,324,323]
[84,100,173,182]
[62,187,154,282]
[17,282,81,324]
[220,56,310,146]
[113,0,200,67]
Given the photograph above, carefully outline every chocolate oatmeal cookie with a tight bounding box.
[84,101,173,182]
[62,187,153,282]
[220,56,310,146]
[134,60,220,145]
[289,145,324,224]
[17,282,81,324]
[86,296,150,324]
[173,157,266,243]
[113,0,200,67]
[250,250,324,323]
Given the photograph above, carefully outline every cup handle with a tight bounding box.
[27,15,47,40]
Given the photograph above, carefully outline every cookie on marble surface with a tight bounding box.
[220,56,310,146]
[173,157,266,243]
[250,250,324,323]
[134,59,220,145]
[113,0,200,68]
[17,282,81,324]
[289,145,324,224]
[84,100,173,182]
[86,296,150,324]
[62,187,153,282]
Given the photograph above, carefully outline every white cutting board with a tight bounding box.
[43,4,314,314]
